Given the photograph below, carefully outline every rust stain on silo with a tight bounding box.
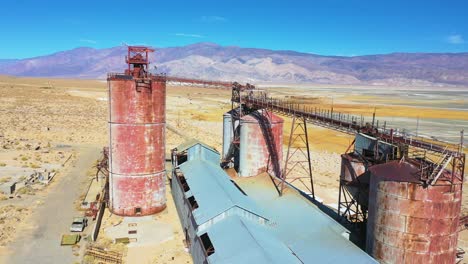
[366,160,462,264]
[108,47,166,216]
[239,110,283,178]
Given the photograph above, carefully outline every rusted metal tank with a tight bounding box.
[108,75,167,216]
[238,110,283,177]
[366,160,462,263]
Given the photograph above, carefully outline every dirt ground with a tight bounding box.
[0,75,107,263]
[0,75,467,263]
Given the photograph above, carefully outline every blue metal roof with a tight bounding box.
[206,215,301,264]
[179,159,268,227]
[174,140,377,263]
[234,174,378,263]
[176,139,219,154]
[177,139,220,164]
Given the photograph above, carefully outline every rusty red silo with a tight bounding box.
[238,110,283,178]
[366,160,462,264]
[108,46,166,216]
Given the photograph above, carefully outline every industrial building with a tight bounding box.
[171,140,377,263]
[103,46,466,264]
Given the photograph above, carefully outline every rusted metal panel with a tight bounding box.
[109,79,165,124]
[340,153,371,210]
[238,111,283,177]
[340,154,367,182]
[109,124,165,174]
[366,161,462,264]
[108,74,166,216]
[109,171,166,216]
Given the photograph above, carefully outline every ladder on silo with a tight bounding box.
[428,148,452,185]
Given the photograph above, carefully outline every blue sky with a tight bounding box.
[1,0,467,58]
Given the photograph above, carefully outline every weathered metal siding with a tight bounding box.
[109,172,166,215]
[191,236,208,264]
[108,77,166,216]
[172,175,198,249]
[355,133,396,159]
[110,124,165,174]
[222,109,240,161]
[171,174,187,227]
[238,111,283,177]
[366,162,462,263]
[187,144,220,164]
[222,112,233,160]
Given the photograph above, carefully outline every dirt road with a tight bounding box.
[3,145,100,264]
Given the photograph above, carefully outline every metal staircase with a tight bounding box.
[250,111,282,180]
[428,149,452,185]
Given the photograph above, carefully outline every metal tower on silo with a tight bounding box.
[107,46,166,216]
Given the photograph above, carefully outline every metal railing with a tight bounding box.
[235,94,462,157]
[166,76,232,88]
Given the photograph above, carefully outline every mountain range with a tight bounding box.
[1,42,467,87]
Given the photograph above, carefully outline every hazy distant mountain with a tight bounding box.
[1,42,467,87]
[0,59,19,66]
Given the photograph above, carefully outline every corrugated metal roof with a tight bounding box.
[174,140,376,263]
[206,215,301,264]
[177,140,220,164]
[234,174,378,263]
[176,139,219,154]
[179,159,267,226]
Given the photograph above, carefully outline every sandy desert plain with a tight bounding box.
[0,75,467,263]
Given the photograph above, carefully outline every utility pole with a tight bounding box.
[461,129,465,153]
[372,107,376,128]
[416,116,420,137]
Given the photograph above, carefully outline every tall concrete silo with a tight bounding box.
[108,46,166,216]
